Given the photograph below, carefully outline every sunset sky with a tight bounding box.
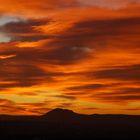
[0,0,140,115]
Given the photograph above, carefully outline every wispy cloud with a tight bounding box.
[0,1,140,115]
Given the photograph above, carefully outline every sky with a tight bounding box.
[0,0,140,115]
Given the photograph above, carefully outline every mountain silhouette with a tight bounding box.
[0,108,140,140]
[43,108,76,117]
[41,108,84,121]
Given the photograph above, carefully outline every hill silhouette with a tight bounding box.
[0,108,140,140]
[43,108,77,118]
[41,108,86,122]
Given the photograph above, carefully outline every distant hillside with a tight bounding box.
[0,108,140,140]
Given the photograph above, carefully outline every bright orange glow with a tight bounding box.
[0,0,140,115]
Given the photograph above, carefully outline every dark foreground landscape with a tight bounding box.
[0,108,140,140]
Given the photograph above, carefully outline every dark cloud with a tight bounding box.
[108,95,140,100]
[117,88,140,94]
[14,35,50,42]
[0,44,90,66]
[97,87,140,96]
[48,17,140,49]
[0,59,67,89]
[52,95,76,100]
[1,16,140,66]
[92,87,140,102]
[0,19,50,42]
[0,19,49,33]
[2,15,139,47]
[84,107,100,110]
[44,45,91,64]
[123,107,140,111]
[64,92,88,96]
[74,17,140,36]
[67,84,106,91]
[65,83,122,95]
[0,16,139,102]
[93,64,140,81]
[92,94,140,102]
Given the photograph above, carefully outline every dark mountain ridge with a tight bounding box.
[1,108,139,120]
[0,108,140,140]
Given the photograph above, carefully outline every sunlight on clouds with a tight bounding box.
[0,54,16,59]
[0,0,139,115]
[0,94,46,103]
[17,41,43,48]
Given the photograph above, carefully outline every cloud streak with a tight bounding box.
[0,1,140,115]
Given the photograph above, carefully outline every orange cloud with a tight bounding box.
[0,2,140,115]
